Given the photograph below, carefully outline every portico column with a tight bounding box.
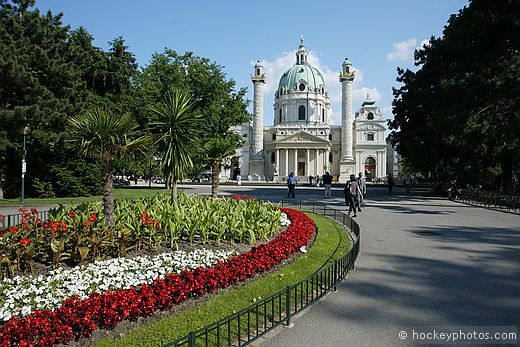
[315,149,319,176]
[294,149,298,175]
[275,149,280,175]
[324,149,328,171]
[306,149,310,177]
[285,149,289,177]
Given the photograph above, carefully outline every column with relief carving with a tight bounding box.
[339,57,356,182]
[250,61,266,178]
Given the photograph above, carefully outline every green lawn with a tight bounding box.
[96,212,351,347]
[0,187,169,206]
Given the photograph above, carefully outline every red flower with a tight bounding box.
[31,207,38,215]
[9,226,17,233]
[19,238,32,247]
[88,214,96,222]
[68,211,75,218]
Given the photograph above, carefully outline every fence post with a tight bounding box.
[286,286,291,326]
[188,331,196,347]
[333,261,338,291]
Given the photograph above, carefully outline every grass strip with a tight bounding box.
[95,212,350,347]
[0,188,169,206]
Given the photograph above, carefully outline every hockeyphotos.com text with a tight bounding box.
[398,326,517,344]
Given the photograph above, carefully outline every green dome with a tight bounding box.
[277,37,327,95]
[278,63,326,94]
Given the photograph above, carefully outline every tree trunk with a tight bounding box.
[101,158,115,227]
[501,158,513,195]
[171,179,178,201]
[211,161,220,198]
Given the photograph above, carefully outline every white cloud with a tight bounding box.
[253,50,379,125]
[386,38,431,63]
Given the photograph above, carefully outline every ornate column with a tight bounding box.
[325,148,330,172]
[338,57,356,182]
[250,61,266,177]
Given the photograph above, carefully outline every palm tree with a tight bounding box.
[149,91,204,201]
[67,108,152,227]
[204,134,242,198]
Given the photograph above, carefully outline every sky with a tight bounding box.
[36,0,470,125]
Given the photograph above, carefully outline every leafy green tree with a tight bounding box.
[67,108,151,226]
[134,50,250,182]
[0,1,141,198]
[389,0,520,193]
[149,91,204,201]
[204,134,242,197]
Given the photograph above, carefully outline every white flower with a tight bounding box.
[0,248,235,321]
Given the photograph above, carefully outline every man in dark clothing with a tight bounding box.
[322,172,333,198]
[344,174,362,217]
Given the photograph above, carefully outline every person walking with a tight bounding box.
[287,172,297,198]
[322,171,333,198]
[357,172,367,196]
[388,174,394,194]
[344,174,363,217]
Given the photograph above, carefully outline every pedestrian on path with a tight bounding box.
[357,172,367,196]
[322,171,333,198]
[287,172,297,198]
[344,174,363,217]
[388,174,394,194]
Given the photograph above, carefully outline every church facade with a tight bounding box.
[236,39,387,183]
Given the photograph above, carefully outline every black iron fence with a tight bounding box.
[0,210,49,229]
[457,189,520,213]
[165,199,360,347]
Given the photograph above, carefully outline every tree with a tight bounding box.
[389,0,520,193]
[203,134,242,197]
[134,50,250,187]
[67,108,151,226]
[149,91,204,201]
[0,1,141,198]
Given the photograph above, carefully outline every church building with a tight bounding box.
[236,38,387,183]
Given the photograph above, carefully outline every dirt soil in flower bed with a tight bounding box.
[57,224,317,347]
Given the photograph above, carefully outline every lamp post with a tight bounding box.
[19,125,31,204]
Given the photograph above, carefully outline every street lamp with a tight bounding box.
[19,125,31,204]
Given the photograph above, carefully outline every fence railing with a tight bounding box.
[457,189,520,213]
[0,210,49,229]
[165,199,360,347]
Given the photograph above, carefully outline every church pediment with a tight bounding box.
[277,131,330,144]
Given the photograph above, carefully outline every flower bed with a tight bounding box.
[0,208,314,346]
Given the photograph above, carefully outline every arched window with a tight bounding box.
[329,152,333,163]
[279,109,282,123]
[271,152,276,163]
[299,83,306,91]
[367,112,374,120]
[256,68,260,75]
[367,133,375,141]
[364,157,376,165]
[321,87,325,94]
[328,133,332,141]
[298,105,306,120]
[272,133,276,141]
[322,108,325,122]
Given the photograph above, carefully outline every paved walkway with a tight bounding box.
[257,187,520,346]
